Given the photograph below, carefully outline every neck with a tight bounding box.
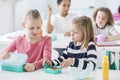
[74,41,82,46]
[60,13,68,17]
[26,36,41,44]
[96,23,106,29]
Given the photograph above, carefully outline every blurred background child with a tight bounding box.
[46,0,78,57]
[0,9,52,72]
[46,0,77,36]
[93,7,120,41]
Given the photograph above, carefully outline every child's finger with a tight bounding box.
[3,54,10,59]
[45,60,51,66]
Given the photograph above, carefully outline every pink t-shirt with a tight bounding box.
[1,35,52,70]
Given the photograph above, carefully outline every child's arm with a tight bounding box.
[24,63,35,72]
[60,58,74,68]
[0,37,17,60]
[46,4,54,33]
[0,49,10,60]
[32,37,52,70]
[106,27,120,41]
[51,52,68,66]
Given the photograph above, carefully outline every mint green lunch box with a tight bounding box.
[1,53,28,72]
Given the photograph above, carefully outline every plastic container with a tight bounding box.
[43,64,62,74]
[1,53,28,72]
[113,13,120,20]
[102,56,109,80]
[68,64,95,80]
[94,34,106,42]
[51,35,57,41]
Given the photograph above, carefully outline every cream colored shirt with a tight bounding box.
[51,13,77,34]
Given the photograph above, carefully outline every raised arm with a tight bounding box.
[46,4,54,33]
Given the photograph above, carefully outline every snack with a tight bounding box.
[43,64,61,74]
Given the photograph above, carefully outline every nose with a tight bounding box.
[99,18,103,22]
[33,28,38,33]
[65,6,69,11]
[71,32,74,37]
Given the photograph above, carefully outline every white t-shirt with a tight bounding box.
[51,13,77,33]
[93,24,116,36]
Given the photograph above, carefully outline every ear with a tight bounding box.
[57,4,60,7]
[22,22,25,28]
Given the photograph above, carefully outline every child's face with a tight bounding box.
[58,0,70,16]
[23,17,42,38]
[96,11,108,28]
[71,24,84,43]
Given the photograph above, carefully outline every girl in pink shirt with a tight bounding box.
[0,9,52,72]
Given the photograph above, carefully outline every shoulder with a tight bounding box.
[42,35,51,41]
[68,13,78,18]
[105,25,115,30]
[93,23,97,28]
[69,41,74,46]
[14,35,25,41]
[106,25,114,28]
[68,41,75,48]
[87,41,96,50]
[51,13,59,18]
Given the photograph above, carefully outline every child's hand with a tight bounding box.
[43,59,52,66]
[47,4,52,16]
[64,31,71,36]
[61,58,73,68]
[24,63,35,72]
[0,50,10,59]
[106,36,114,41]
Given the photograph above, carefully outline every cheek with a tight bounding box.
[77,34,84,40]
[73,35,79,40]
[26,29,32,35]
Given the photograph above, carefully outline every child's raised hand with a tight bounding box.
[64,31,71,36]
[0,50,10,59]
[47,4,52,16]
[61,58,73,68]
[43,59,52,66]
[24,63,35,72]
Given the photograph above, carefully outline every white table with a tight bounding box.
[0,66,120,80]
[96,41,120,68]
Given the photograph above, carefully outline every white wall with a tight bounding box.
[14,0,58,30]
[70,0,120,17]
[0,0,119,35]
[0,1,14,36]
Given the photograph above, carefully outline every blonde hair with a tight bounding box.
[72,16,95,48]
[24,9,42,24]
[93,7,114,26]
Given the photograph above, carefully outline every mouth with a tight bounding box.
[32,34,37,36]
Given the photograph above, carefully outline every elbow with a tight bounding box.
[46,30,52,34]
[46,28,53,33]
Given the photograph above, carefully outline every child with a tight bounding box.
[0,9,52,72]
[44,16,97,79]
[93,7,120,41]
[46,0,77,36]
[46,0,78,57]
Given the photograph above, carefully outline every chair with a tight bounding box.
[106,50,120,70]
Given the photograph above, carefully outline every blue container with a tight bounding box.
[51,35,57,41]
[1,53,28,72]
[43,64,62,74]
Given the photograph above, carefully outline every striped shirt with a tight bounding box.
[51,41,97,71]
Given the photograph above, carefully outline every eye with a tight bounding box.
[29,27,34,30]
[36,26,40,29]
[75,31,78,34]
